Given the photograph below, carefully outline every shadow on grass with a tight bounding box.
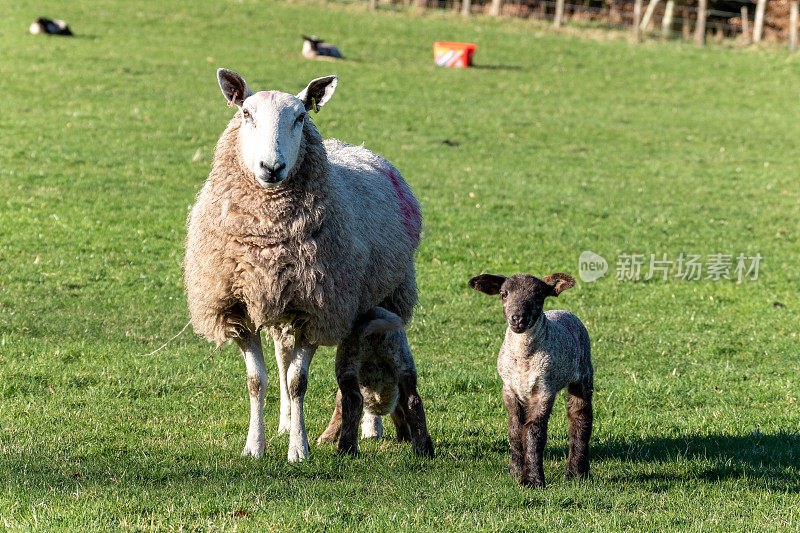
[442,431,800,491]
[583,432,799,491]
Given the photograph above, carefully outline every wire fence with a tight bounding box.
[338,0,799,46]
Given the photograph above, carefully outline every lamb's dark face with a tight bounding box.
[469,272,576,334]
[498,275,551,333]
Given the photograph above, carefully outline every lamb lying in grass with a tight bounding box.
[316,306,434,457]
[469,272,592,487]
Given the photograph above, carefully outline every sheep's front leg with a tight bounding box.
[521,389,555,488]
[236,331,267,458]
[286,336,316,463]
[334,342,363,456]
[271,326,294,435]
[565,379,593,480]
[503,385,525,479]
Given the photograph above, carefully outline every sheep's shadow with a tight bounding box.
[443,430,799,491]
[578,431,799,491]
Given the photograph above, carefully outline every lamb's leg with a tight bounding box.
[565,378,593,480]
[503,385,525,479]
[286,335,316,463]
[271,326,294,435]
[361,412,383,440]
[390,405,412,442]
[335,341,363,456]
[236,331,267,458]
[397,373,434,458]
[521,389,555,488]
[316,389,343,445]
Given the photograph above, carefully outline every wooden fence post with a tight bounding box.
[682,8,691,39]
[694,0,707,45]
[633,0,644,41]
[740,6,750,44]
[791,1,799,51]
[369,0,377,11]
[461,0,471,16]
[640,0,661,31]
[554,0,566,28]
[753,0,766,43]
[662,0,675,37]
[489,0,503,16]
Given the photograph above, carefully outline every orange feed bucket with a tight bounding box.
[433,42,477,68]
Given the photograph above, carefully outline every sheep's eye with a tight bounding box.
[500,292,507,300]
[242,109,251,119]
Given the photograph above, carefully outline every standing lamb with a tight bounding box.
[316,306,434,457]
[469,273,593,487]
[184,68,423,462]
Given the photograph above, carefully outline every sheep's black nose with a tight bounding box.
[510,314,523,326]
[259,162,286,182]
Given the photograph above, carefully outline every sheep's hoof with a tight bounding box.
[287,442,310,463]
[412,436,434,458]
[565,468,591,481]
[241,441,266,458]
[520,477,545,489]
[316,431,338,446]
[336,441,359,457]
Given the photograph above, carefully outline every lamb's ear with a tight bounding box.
[468,274,507,296]
[297,75,338,112]
[217,68,253,107]
[541,273,575,296]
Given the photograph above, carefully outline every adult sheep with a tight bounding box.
[184,68,423,462]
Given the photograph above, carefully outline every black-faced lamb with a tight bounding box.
[184,68,422,462]
[469,273,592,488]
[316,306,434,457]
[301,35,344,59]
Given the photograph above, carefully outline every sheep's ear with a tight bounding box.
[297,75,338,112]
[541,273,575,296]
[217,68,253,107]
[469,274,507,296]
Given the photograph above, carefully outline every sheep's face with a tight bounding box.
[217,68,338,189]
[469,273,575,334]
[239,92,307,188]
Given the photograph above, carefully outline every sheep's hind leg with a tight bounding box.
[236,331,267,458]
[390,405,412,442]
[271,326,294,435]
[565,379,593,480]
[397,374,434,458]
[286,336,316,463]
[316,389,343,445]
[361,413,383,440]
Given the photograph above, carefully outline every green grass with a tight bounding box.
[1,0,799,530]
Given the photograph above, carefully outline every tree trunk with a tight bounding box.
[753,0,766,43]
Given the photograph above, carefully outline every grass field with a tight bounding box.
[1,0,799,530]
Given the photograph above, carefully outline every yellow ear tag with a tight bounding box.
[311,97,320,113]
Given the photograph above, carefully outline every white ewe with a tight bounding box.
[184,69,422,462]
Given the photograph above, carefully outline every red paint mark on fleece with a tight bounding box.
[385,168,421,246]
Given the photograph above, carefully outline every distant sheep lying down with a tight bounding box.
[301,35,343,59]
[184,68,428,462]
